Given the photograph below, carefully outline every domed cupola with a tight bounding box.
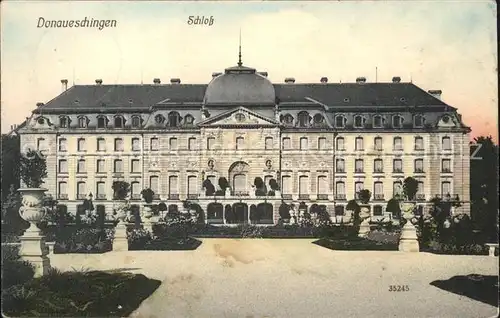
[203,49,276,106]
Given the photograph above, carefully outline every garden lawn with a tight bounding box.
[1,269,161,317]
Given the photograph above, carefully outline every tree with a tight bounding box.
[357,189,371,204]
[112,181,130,200]
[386,198,401,219]
[1,135,20,200]
[254,177,267,196]
[203,179,215,196]
[19,150,47,188]
[1,184,28,234]
[140,188,155,203]
[403,177,419,201]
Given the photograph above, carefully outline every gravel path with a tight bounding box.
[50,239,499,318]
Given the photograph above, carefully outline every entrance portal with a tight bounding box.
[232,202,248,224]
[228,161,249,196]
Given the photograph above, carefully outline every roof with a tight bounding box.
[34,80,451,114]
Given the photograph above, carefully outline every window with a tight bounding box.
[298,111,310,127]
[97,116,107,128]
[318,137,327,150]
[299,176,309,195]
[441,181,451,196]
[58,182,67,196]
[393,181,402,196]
[336,159,345,173]
[114,116,124,128]
[187,176,197,195]
[150,176,159,194]
[373,205,383,216]
[37,138,45,151]
[184,114,194,125]
[355,182,364,199]
[281,176,292,194]
[317,176,328,194]
[299,137,308,150]
[374,182,383,196]
[131,116,141,128]
[355,137,364,151]
[417,181,424,197]
[131,159,140,173]
[130,182,141,197]
[335,181,346,196]
[77,138,86,151]
[374,159,383,172]
[373,115,383,128]
[414,115,424,127]
[282,137,291,150]
[155,114,165,124]
[414,159,424,172]
[393,159,403,172]
[97,138,106,151]
[58,138,67,152]
[393,115,403,128]
[207,137,215,150]
[355,159,364,173]
[265,137,273,150]
[393,137,403,150]
[169,176,178,195]
[97,159,105,173]
[113,159,123,173]
[414,137,424,150]
[78,116,87,128]
[97,182,106,198]
[354,115,364,128]
[335,205,345,216]
[188,137,197,150]
[132,138,140,151]
[169,137,178,150]
[282,114,294,125]
[235,137,244,150]
[58,160,68,173]
[374,137,383,151]
[336,137,345,150]
[168,112,180,127]
[442,159,451,172]
[77,159,86,173]
[335,115,346,128]
[442,137,451,150]
[59,116,69,128]
[150,137,159,151]
[77,182,86,198]
[114,138,124,151]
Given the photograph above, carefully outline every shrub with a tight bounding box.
[386,198,401,219]
[140,188,155,203]
[269,179,280,191]
[279,203,291,220]
[218,177,229,192]
[203,179,215,196]
[127,228,153,250]
[357,189,371,204]
[1,245,35,288]
[19,150,47,188]
[403,177,419,201]
[112,181,130,200]
[47,226,114,253]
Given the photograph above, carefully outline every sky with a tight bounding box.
[1,0,497,141]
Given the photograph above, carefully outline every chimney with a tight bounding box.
[212,72,222,78]
[428,89,442,100]
[284,77,295,84]
[61,79,68,91]
[153,78,161,84]
[95,79,103,85]
[320,77,328,83]
[392,76,401,83]
[170,78,181,84]
[356,77,366,83]
[258,71,268,77]
[36,102,44,107]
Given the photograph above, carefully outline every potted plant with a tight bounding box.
[203,179,215,196]
[112,181,131,224]
[279,202,291,223]
[254,177,267,196]
[18,150,48,234]
[218,177,230,196]
[268,179,280,197]
[140,188,155,220]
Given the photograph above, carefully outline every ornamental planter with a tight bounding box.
[17,187,50,277]
[398,201,419,252]
[358,205,371,237]
[112,201,129,252]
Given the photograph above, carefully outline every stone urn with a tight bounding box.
[142,204,153,220]
[113,202,128,225]
[289,209,297,225]
[399,201,419,252]
[358,205,371,237]
[225,187,231,197]
[274,190,281,198]
[18,188,48,234]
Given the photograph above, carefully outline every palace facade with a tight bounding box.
[18,58,471,224]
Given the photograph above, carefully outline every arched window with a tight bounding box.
[114,116,125,128]
[297,111,310,127]
[78,116,88,128]
[59,116,70,128]
[392,115,403,128]
[414,114,425,127]
[131,116,141,128]
[335,115,346,128]
[373,115,384,128]
[97,116,108,128]
[168,112,180,127]
[354,115,365,128]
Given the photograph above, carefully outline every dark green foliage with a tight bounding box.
[112,181,130,200]
[254,177,267,196]
[1,135,20,200]
[140,188,154,203]
[269,179,279,191]
[218,177,229,191]
[279,203,291,220]
[314,237,398,251]
[1,270,161,317]
[1,245,35,289]
[403,177,419,200]
[386,198,401,218]
[357,189,371,204]
[41,225,114,253]
[203,179,215,196]
[19,150,47,188]
[1,185,29,238]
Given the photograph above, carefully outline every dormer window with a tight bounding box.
[131,116,141,128]
[392,115,403,128]
[373,115,384,128]
[97,116,108,128]
[442,115,450,124]
[335,115,346,128]
[414,115,424,127]
[354,115,365,128]
[282,114,294,125]
[114,116,125,128]
[168,111,180,127]
[313,114,324,125]
[297,111,310,127]
[155,114,165,124]
[78,116,88,128]
[184,114,194,125]
[59,116,70,128]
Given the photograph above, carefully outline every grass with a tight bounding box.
[1,268,161,317]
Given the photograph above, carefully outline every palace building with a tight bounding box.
[18,55,471,224]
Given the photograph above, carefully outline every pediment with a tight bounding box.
[198,107,279,127]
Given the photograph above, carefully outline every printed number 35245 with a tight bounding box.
[389,285,409,292]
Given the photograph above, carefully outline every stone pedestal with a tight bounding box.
[19,229,50,277]
[399,221,420,252]
[113,222,128,252]
[358,206,371,237]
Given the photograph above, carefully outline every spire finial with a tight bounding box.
[238,29,242,67]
